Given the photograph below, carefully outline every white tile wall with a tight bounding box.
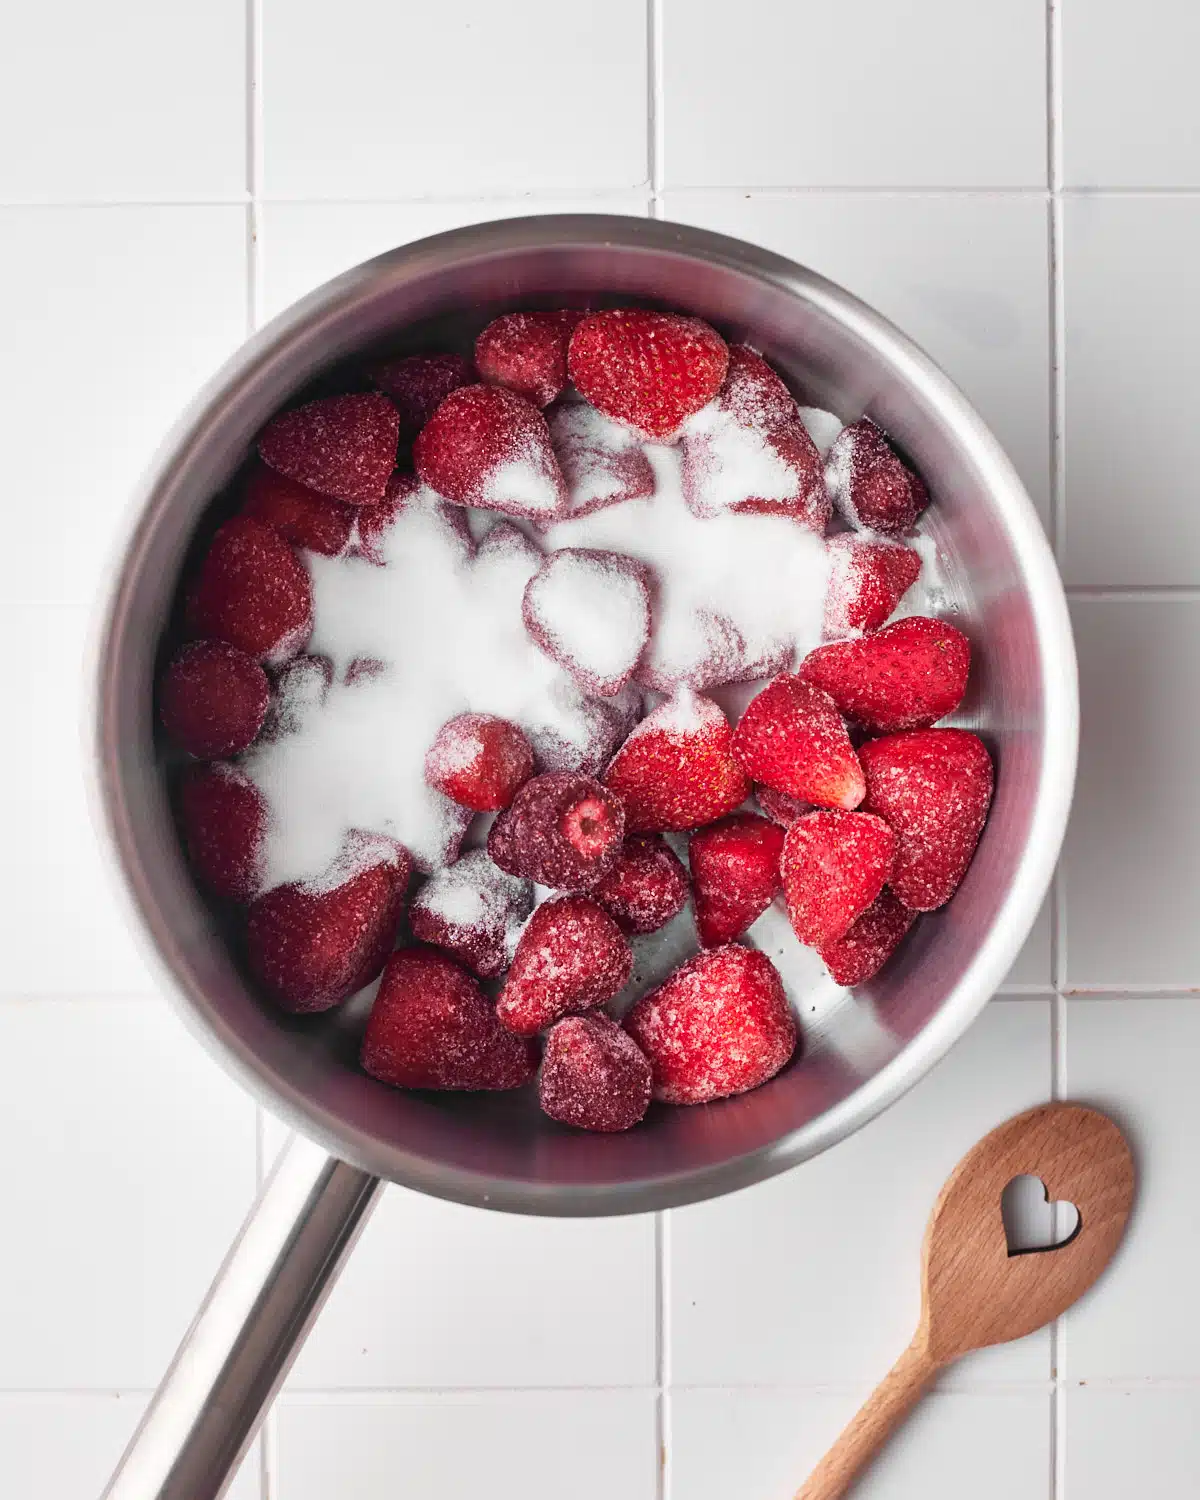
[3,2,1198,1497]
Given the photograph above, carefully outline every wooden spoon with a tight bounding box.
[795,1102,1135,1500]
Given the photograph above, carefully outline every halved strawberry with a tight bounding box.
[424,713,534,812]
[825,417,929,535]
[823,533,922,638]
[368,353,475,438]
[240,460,356,557]
[781,809,897,948]
[817,888,917,986]
[568,309,729,440]
[186,517,313,665]
[258,392,399,505]
[496,895,632,1036]
[475,310,582,408]
[798,616,971,733]
[689,813,785,947]
[177,762,266,902]
[859,728,993,910]
[732,674,865,810]
[538,1014,652,1132]
[592,834,690,935]
[522,547,651,697]
[159,641,269,758]
[487,770,625,890]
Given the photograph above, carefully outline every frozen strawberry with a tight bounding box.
[798,616,971,734]
[547,399,656,519]
[355,471,473,567]
[159,641,269,758]
[732,674,865,810]
[755,785,811,828]
[781,809,897,948]
[689,813,785,947]
[413,384,567,520]
[592,834,690,935]
[177,762,266,902]
[860,728,993,910]
[408,850,534,978]
[362,947,536,1090]
[368,353,475,438]
[625,945,797,1105]
[825,417,929,535]
[603,690,750,833]
[823,533,922,638]
[488,770,625,890]
[240,461,355,557]
[245,841,410,1013]
[475,310,582,408]
[425,713,534,812]
[817,888,917,987]
[497,895,633,1035]
[568,309,729,440]
[523,547,651,697]
[258,392,399,505]
[261,654,332,740]
[186,517,313,665]
[538,1014,652,1132]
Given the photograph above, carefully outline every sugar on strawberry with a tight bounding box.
[177,762,266,902]
[424,713,534,812]
[538,1014,652,1132]
[781,808,897,948]
[732,673,865,810]
[592,833,690,935]
[159,641,269,759]
[475,310,582,409]
[798,615,971,734]
[689,813,785,947]
[408,850,533,979]
[368,353,475,439]
[823,532,922,638]
[522,546,651,698]
[487,770,625,890]
[547,399,656,520]
[826,417,929,536]
[258,392,399,505]
[817,887,917,987]
[497,894,632,1036]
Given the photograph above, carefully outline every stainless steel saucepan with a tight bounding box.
[91,216,1076,1499]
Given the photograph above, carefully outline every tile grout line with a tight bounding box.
[656,1209,672,1499]
[648,0,664,217]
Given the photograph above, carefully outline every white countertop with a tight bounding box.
[2,2,1198,1495]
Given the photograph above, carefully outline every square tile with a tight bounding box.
[661,1,1047,188]
[1063,600,1200,989]
[1065,1388,1200,1498]
[0,207,248,610]
[663,192,1052,523]
[0,999,256,1388]
[1000,896,1054,990]
[669,1389,1051,1500]
[668,1001,1052,1387]
[261,0,647,199]
[1062,0,1200,187]
[0,2,246,201]
[1065,997,1200,1378]
[274,1392,657,1500]
[1062,197,1200,586]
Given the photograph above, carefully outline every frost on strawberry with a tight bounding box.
[497,895,632,1036]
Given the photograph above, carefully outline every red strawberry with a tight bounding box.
[245,841,410,1013]
[755,785,811,828]
[177,762,266,901]
[408,850,533,979]
[825,417,929,535]
[475,310,582,409]
[798,616,971,733]
[689,813,785,947]
[732,674,865,810]
[538,1014,652,1132]
[522,547,651,698]
[497,895,632,1036]
[487,770,625,890]
[258,392,399,505]
[362,947,536,1090]
[413,384,567,520]
[823,533,922,638]
[186,517,313,665]
[568,309,729,440]
[603,690,750,833]
[781,809,897,948]
[240,460,355,557]
[159,641,269,758]
[817,888,917,987]
[624,945,797,1105]
[592,834,690,935]
[425,713,534,812]
[368,353,475,439]
[547,399,656,519]
[860,728,993,910]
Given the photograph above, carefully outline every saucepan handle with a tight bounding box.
[101,1132,383,1500]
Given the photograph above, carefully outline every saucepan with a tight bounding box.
[91,215,1076,1499]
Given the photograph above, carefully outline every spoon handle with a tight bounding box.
[794,1337,939,1500]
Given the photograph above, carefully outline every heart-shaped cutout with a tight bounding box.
[1000,1174,1081,1257]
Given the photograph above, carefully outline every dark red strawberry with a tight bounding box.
[781,809,897,948]
[538,1014,652,1132]
[755,785,811,827]
[361,946,536,1090]
[817,888,917,986]
[258,392,399,504]
[424,713,534,812]
[568,309,729,440]
[159,641,269,758]
[240,460,355,557]
[497,895,632,1036]
[487,771,625,890]
[408,850,533,979]
[260,654,332,740]
[624,945,797,1104]
[860,728,993,910]
[689,813,785,947]
[548,399,656,519]
[368,353,475,438]
[823,533,922,637]
[592,834,690,935]
[413,384,567,520]
[177,762,266,901]
[733,674,865,811]
[825,417,929,535]
[798,616,971,733]
[522,547,651,697]
[186,517,313,665]
[603,690,750,833]
[475,310,582,408]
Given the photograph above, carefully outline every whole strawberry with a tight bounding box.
[592,834,690,935]
[732,674,865,810]
[408,851,534,979]
[177,762,266,902]
[487,771,626,890]
[258,392,399,505]
[780,809,897,948]
[159,641,269,759]
[538,1015,652,1132]
[368,353,475,438]
[424,713,534,812]
[817,888,917,987]
[798,616,971,734]
[241,461,356,557]
[475,310,582,408]
[186,517,313,665]
[823,533,922,638]
[689,814,785,947]
[825,417,929,535]
[497,895,633,1036]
